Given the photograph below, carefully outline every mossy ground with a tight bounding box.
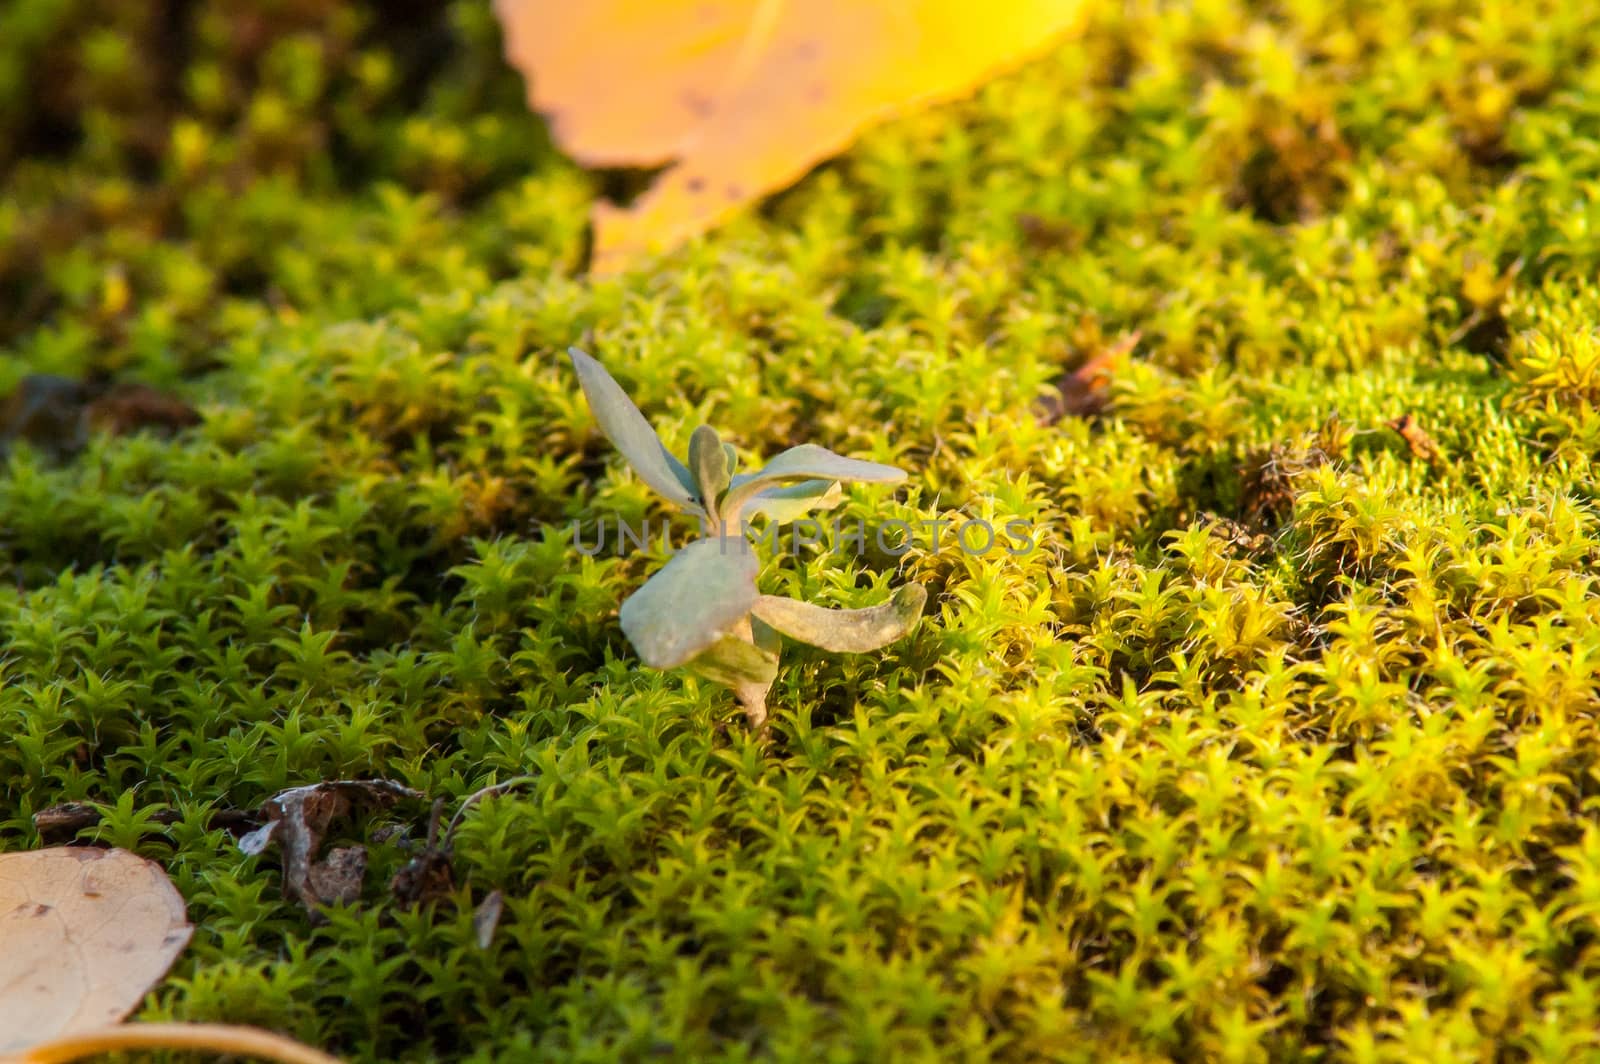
[5,0,1600,1060]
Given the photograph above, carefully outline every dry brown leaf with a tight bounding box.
[496,0,1087,272]
[1037,330,1140,425]
[1386,413,1447,466]
[0,847,192,1054]
[82,383,202,438]
[238,780,420,917]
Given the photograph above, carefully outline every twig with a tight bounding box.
[33,803,261,841]
[16,1023,340,1064]
[443,777,537,851]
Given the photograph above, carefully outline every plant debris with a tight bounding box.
[0,375,199,458]
[1236,416,1347,530]
[388,777,534,915]
[33,802,259,844]
[1037,330,1140,424]
[389,778,535,911]
[386,799,455,910]
[1386,413,1447,466]
[472,890,505,950]
[1016,212,1080,252]
[238,780,420,918]
[1237,445,1326,530]
[82,383,202,437]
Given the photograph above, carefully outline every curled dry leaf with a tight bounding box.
[1386,413,1447,466]
[497,0,1087,272]
[1037,330,1140,425]
[391,778,539,911]
[238,780,420,917]
[0,847,192,1054]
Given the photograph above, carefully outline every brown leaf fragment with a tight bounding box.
[30,803,104,839]
[0,375,199,458]
[1238,444,1328,530]
[82,383,201,437]
[1385,414,1446,466]
[473,890,505,950]
[496,0,1088,271]
[387,849,455,910]
[238,780,420,918]
[1237,416,1345,531]
[1017,212,1079,252]
[1037,331,1140,425]
[389,780,537,911]
[305,847,368,908]
[0,847,193,1053]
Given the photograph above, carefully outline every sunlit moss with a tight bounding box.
[5,0,1600,1060]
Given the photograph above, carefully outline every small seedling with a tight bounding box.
[567,347,927,730]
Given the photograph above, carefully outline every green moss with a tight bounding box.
[6,0,1600,1059]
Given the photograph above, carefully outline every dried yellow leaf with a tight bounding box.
[496,0,1087,271]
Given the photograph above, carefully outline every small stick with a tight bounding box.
[16,1023,341,1064]
[442,777,538,851]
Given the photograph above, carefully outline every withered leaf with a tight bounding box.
[82,383,201,438]
[305,847,368,909]
[1017,212,1080,252]
[1386,413,1446,466]
[1037,331,1139,425]
[389,780,538,912]
[497,0,1088,272]
[0,847,192,1053]
[238,780,420,917]
[387,798,454,912]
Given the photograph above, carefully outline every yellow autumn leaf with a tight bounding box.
[495,0,1087,272]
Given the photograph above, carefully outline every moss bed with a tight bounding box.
[6,0,1600,1060]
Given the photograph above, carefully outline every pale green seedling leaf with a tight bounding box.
[568,347,698,508]
[738,479,845,526]
[688,424,730,510]
[720,444,905,527]
[619,536,760,668]
[751,584,927,653]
